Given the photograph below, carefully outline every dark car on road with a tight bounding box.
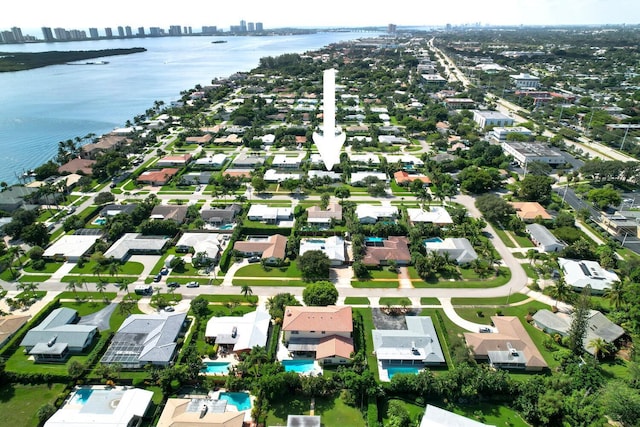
[248,256,261,263]
[167,282,180,288]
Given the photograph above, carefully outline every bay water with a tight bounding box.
[0,31,370,184]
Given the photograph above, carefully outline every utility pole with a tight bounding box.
[620,126,630,151]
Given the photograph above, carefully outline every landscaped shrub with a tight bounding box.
[367,396,380,427]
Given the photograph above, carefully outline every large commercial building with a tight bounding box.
[501,141,565,167]
[510,72,541,89]
[490,126,532,143]
[472,110,514,129]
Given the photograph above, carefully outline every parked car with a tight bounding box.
[479,327,492,333]
[167,281,180,288]
[160,267,169,275]
[186,281,199,288]
[153,273,162,282]
[163,306,175,312]
[248,256,261,263]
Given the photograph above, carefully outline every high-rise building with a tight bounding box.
[388,23,397,34]
[137,27,145,36]
[0,31,15,43]
[248,22,255,32]
[149,27,162,36]
[255,22,263,32]
[89,28,99,38]
[41,27,54,42]
[54,27,68,40]
[117,26,125,37]
[202,26,217,34]
[240,20,247,32]
[11,27,24,43]
[105,27,113,38]
[125,26,132,37]
[169,25,181,36]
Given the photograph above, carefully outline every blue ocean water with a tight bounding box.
[0,31,370,184]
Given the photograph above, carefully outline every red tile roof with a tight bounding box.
[282,306,353,333]
[363,236,411,266]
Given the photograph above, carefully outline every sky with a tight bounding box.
[2,0,638,35]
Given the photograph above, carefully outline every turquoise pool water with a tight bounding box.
[282,359,316,374]
[93,217,106,225]
[219,224,234,230]
[306,239,326,244]
[387,365,421,378]
[72,388,93,405]
[219,391,251,411]
[365,237,384,243]
[424,237,444,243]
[201,361,230,374]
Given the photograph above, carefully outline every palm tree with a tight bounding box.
[604,280,625,310]
[116,280,129,295]
[96,281,108,301]
[588,337,612,360]
[240,285,253,300]
[526,249,538,266]
[547,278,574,309]
[107,258,122,278]
[66,280,79,299]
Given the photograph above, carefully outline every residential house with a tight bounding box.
[99,203,138,217]
[348,152,380,165]
[0,314,30,348]
[510,202,552,222]
[421,74,447,86]
[194,153,228,169]
[157,154,193,167]
[356,204,398,224]
[45,386,153,427]
[80,134,130,159]
[150,204,189,223]
[306,202,342,226]
[419,404,495,427]
[282,306,354,365]
[378,135,410,144]
[384,154,424,167]
[464,316,548,371]
[299,236,346,265]
[156,398,245,427]
[351,171,388,185]
[533,309,624,355]
[393,171,431,186]
[232,153,265,168]
[185,133,212,145]
[205,309,271,355]
[201,204,241,226]
[272,153,305,168]
[104,233,170,262]
[472,110,514,129]
[363,236,411,267]
[247,204,292,223]
[57,158,96,175]
[264,169,301,182]
[233,234,287,265]
[42,235,99,262]
[424,237,478,264]
[137,168,179,186]
[0,185,39,212]
[407,207,453,226]
[101,312,187,368]
[180,171,212,185]
[373,317,446,376]
[558,257,619,294]
[175,233,222,262]
[20,308,98,362]
[526,224,566,253]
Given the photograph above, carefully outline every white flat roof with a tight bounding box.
[43,235,99,258]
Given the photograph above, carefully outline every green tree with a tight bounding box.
[94,191,116,205]
[475,193,515,224]
[587,337,611,360]
[320,192,331,210]
[190,295,210,319]
[21,223,49,247]
[241,285,253,299]
[519,175,554,203]
[302,281,338,306]
[587,186,621,209]
[334,186,351,202]
[602,381,640,425]
[267,293,300,322]
[67,360,85,379]
[36,403,56,425]
[298,250,331,282]
[547,278,574,308]
[567,285,591,355]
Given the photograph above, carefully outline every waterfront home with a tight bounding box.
[57,158,96,175]
[281,306,354,365]
[20,308,97,362]
[101,312,187,368]
[464,316,548,371]
[80,134,130,159]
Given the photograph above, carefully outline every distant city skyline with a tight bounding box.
[1,0,637,35]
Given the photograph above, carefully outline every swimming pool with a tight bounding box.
[306,239,326,244]
[201,361,230,375]
[219,224,234,230]
[387,365,421,379]
[219,392,251,411]
[93,217,107,226]
[71,388,94,405]
[282,359,316,374]
[424,237,444,243]
[365,237,384,243]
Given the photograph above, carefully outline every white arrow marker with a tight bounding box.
[313,68,346,171]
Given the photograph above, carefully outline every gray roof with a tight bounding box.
[526,223,565,249]
[372,317,445,364]
[20,307,96,350]
[533,309,625,355]
[201,204,241,222]
[287,415,321,427]
[102,313,186,365]
[99,203,138,217]
[425,238,478,264]
[104,233,169,261]
[0,186,38,205]
[150,205,188,223]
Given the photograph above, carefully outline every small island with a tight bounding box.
[0,47,147,72]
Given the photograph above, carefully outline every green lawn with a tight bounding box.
[521,264,539,280]
[420,297,441,305]
[18,274,51,282]
[368,268,400,279]
[70,260,144,275]
[412,268,511,289]
[315,395,365,426]
[354,308,378,379]
[61,275,137,284]
[0,383,66,427]
[23,261,63,274]
[235,262,302,278]
[494,227,516,248]
[351,280,399,288]
[196,294,259,304]
[379,297,412,306]
[59,300,109,315]
[232,278,306,286]
[344,297,370,305]
[451,293,530,306]
[511,233,535,248]
[57,291,117,301]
